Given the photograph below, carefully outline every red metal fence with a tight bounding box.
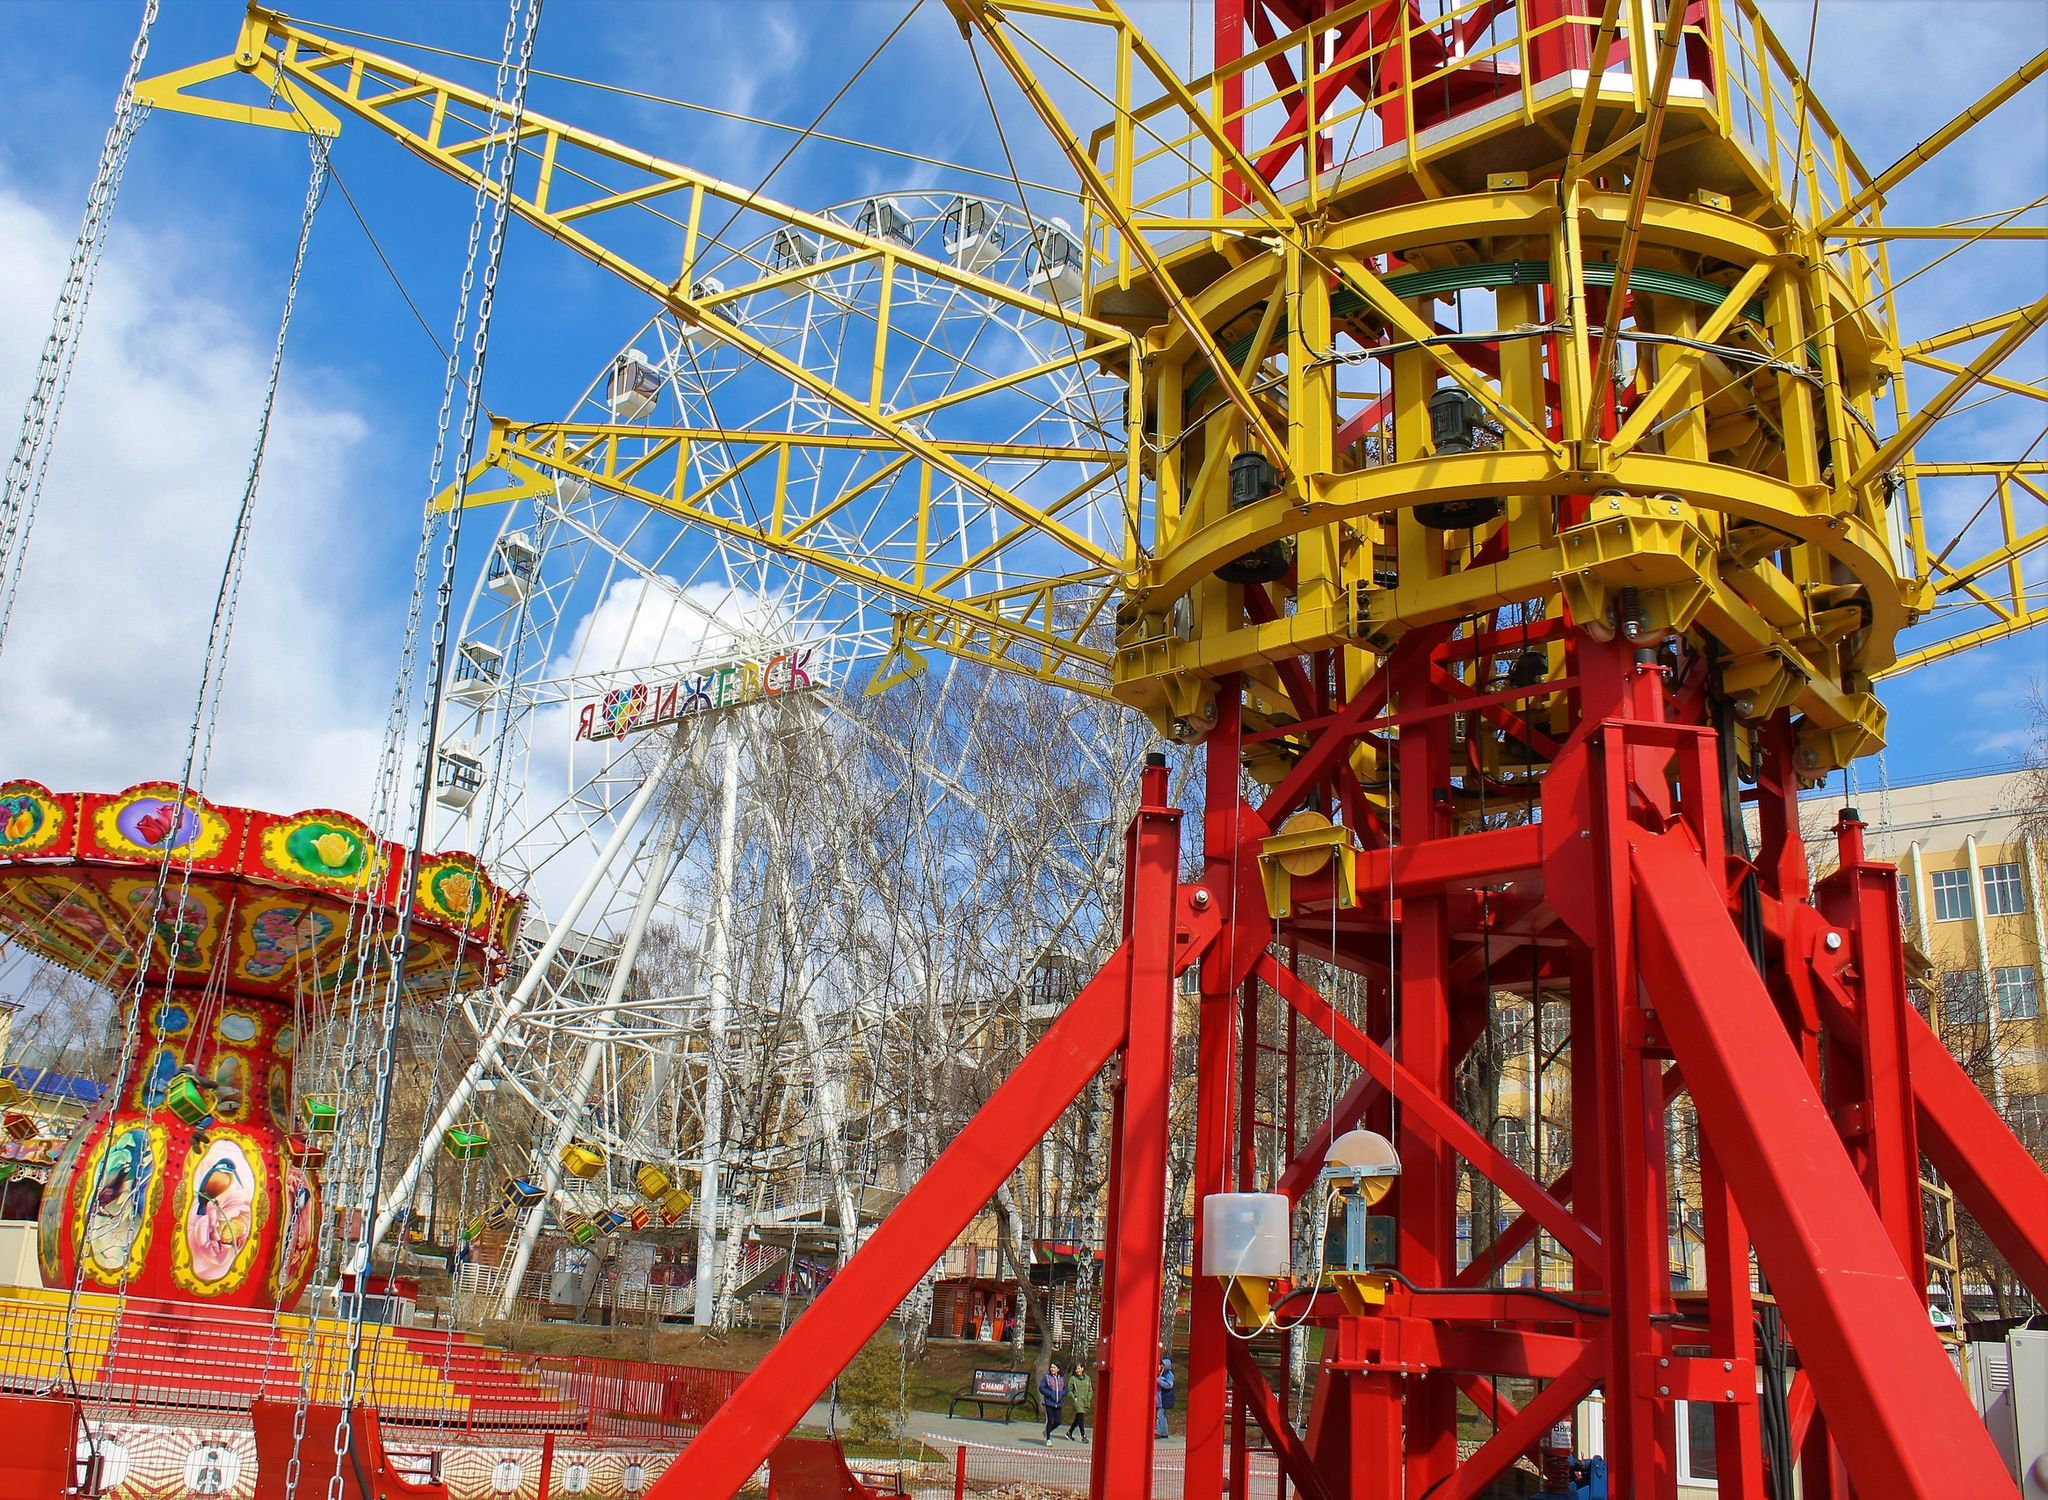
[521,1353,745,1439]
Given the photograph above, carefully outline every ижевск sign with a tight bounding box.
[574,648,821,742]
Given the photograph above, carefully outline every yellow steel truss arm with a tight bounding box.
[444,418,1119,699]
[1820,48,2048,233]
[133,5,1140,582]
[1854,295,2048,491]
[944,0,1294,468]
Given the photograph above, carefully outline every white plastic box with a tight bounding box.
[1200,1193,1291,1279]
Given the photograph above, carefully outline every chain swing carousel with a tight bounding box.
[0,784,518,1309]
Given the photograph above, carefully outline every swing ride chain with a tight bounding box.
[308,0,527,1304]
[0,0,159,658]
[323,3,541,1491]
[292,22,516,1472]
[61,121,327,1455]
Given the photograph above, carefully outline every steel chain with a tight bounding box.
[321,2,542,1491]
[0,0,159,656]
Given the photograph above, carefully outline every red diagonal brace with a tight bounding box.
[1434,1341,1603,1500]
[1904,1013,2048,1296]
[1258,953,1605,1272]
[1224,1340,1339,1500]
[1629,826,2013,1498]
[1808,962,2048,1296]
[654,952,1133,1498]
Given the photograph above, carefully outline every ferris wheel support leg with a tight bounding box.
[370,730,689,1251]
[694,719,743,1328]
[496,795,691,1319]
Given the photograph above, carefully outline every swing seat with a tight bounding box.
[0,1395,80,1500]
[251,1399,449,1500]
[765,1436,887,1499]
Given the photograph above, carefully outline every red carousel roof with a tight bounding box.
[0,780,522,1009]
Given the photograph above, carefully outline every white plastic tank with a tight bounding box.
[1200,1192,1291,1279]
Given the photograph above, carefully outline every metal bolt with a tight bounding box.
[1658,1385,1670,1397]
[1661,1357,1670,1367]
[1824,931,1843,951]
[1192,889,1211,909]
[1723,1361,1733,1372]
[1725,1389,1736,1400]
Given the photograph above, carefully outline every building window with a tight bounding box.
[2010,1093,2047,1153]
[1538,1002,1571,1055]
[1898,881,1917,933]
[1931,867,1974,922]
[1941,971,1988,1025]
[1669,1106,1699,1163]
[1983,862,2028,917]
[1994,966,2041,1022]
[1676,1401,1719,1484]
[1495,1116,1531,1170]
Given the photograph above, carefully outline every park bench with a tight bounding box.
[947,1367,1037,1423]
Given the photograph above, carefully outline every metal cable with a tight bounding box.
[0,0,159,658]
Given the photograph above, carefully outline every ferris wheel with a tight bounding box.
[373,189,1138,1293]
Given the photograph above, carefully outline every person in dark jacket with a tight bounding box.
[1039,1361,1067,1443]
[1155,1355,1175,1438]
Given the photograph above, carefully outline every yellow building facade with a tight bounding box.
[1884,769,2048,1128]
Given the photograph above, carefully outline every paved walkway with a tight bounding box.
[789,1402,1280,1499]
[795,1399,1188,1453]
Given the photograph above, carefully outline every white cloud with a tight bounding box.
[0,176,393,818]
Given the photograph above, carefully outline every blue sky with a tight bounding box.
[0,0,2041,818]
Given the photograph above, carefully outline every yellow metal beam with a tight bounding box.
[1821,48,2048,232]
[450,419,1120,699]
[134,6,1138,577]
[1852,294,2048,490]
[950,0,1294,468]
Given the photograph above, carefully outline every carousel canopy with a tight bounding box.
[0,780,522,1009]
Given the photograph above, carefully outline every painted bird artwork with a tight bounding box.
[188,1148,256,1283]
[2,800,35,844]
[194,1156,238,1213]
[92,1158,133,1213]
[81,1132,152,1274]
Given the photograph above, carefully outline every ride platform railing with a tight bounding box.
[0,1285,742,1441]
[1075,0,1878,289]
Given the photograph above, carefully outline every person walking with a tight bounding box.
[1063,1365,1093,1441]
[1155,1355,1175,1438]
[1038,1360,1067,1444]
